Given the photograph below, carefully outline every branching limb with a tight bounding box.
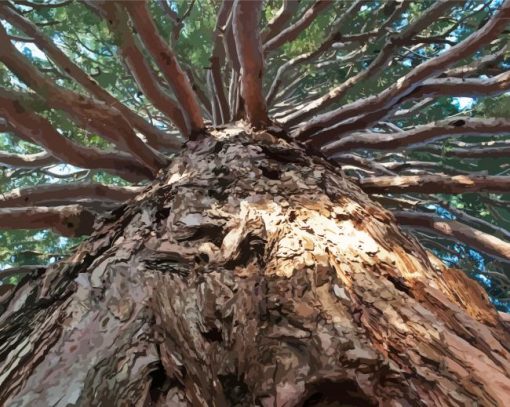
[210,0,233,124]
[159,0,196,42]
[263,0,332,54]
[0,94,153,182]
[295,0,510,141]
[0,265,46,280]
[0,4,182,151]
[312,70,510,147]
[86,1,188,137]
[285,0,459,128]
[0,184,143,208]
[124,1,204,134]
[261,0,300,43]
[445,43,509,78]
[359,174,510,194]
[265,0,365,106]
[0,151,57,168]
[0,205,96,237]
[323,117,510,155]
[0,24,169,174]
[233,0,269,127]
[394,211,510,263]
[418,141,510,159]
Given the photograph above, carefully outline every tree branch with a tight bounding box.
[360,174,510,194]
[0,265,46,280]
[0,4,182,151]
[210,0,233,124]
[295,0,510,141]
[124,1,204,134]
[0,23,169,174]
[265,0,366,107]
[0,151,57,168]
[323,117,510,154]
[0,183,143,208]
[285,0,459,127]
[263,0,332,53]
[261,0,300,43]
[418,141,510,159]
[0,205,96,237]
[233,0,269,128]
[0,93,153,182]
[394,211,510,263]
[86,1,188,136]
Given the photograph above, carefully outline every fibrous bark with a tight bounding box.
[2,127,510,406]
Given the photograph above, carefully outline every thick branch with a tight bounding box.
[285,0,459,127]
[324,117,510,154]
[0,151,57,168]
[295,0,510,141]
[124,1,204,134]
[445,44,509,78]
[0,184,143,208]
[0,205,96,237]
[86,1,188,136]
[0,23,168,174]
[233,0,269,128]
[313,71,510,148]
[263,0,332,53]
[0,94,153,182]
[394,211,510,263]
[360,174,510,194]
[0,4,181,151]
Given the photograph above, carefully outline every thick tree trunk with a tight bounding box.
[1,126,510,406]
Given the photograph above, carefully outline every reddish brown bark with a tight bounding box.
[0,95,153,182]
[0,184,142,207]
[0,3,182,150]
[1,127,510,406]
[124,1,204,134]
[394,211,510,263]
[87,1,188,137]
[0,204,95,237]
[233,0,269,128]
[263,0,332,53]
[359,174,510,195]
[295,0,510,141]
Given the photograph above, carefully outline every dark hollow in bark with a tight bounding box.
[1,126,510,406]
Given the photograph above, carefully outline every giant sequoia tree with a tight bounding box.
[2,0,510,405]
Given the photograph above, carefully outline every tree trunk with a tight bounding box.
[1,126,510,406]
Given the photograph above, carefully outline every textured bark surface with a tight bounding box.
[1,126,510,406]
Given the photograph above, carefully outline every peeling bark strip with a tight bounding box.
[233,0,269,128]
[2,127,510,405]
